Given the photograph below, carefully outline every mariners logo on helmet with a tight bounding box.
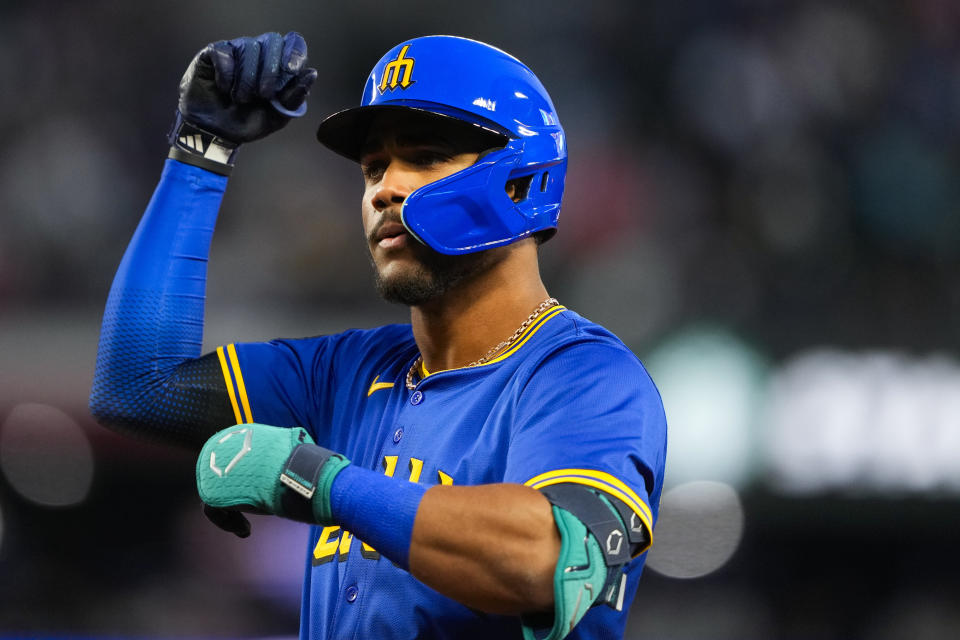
[378,44,416,93]
[318,36,567,255]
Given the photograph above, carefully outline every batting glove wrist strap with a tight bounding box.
[168,112,239,176]
[279,443,351,524]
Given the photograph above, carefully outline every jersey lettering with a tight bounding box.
[337,530,353,560]
[408,457,423,483]
[383,455,398,477]
[313,525,341,565]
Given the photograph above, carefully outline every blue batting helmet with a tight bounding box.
[316,35,566,255]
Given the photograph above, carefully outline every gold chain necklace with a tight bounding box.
[405,297,559,390]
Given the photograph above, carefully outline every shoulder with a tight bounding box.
[517,308,665,418]
[528,309,655,382]
[329,323,416,352]
[326,325,418,380]
[263,323,414,353]
[238,324,416,374]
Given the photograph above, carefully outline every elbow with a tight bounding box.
[465,542,556,616]
[491,519,560,615]
[509,491,562,614]
[88,376,204,450]
[88,375,147,435]
[88,345,157,431]
[88,375,109,425]
[89,353,123,428]
[88,385,128,431]
[517,539,560,613]
[88,391,115,427]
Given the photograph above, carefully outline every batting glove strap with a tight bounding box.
[279,443,351,524]
[537,483,643,566]
[168,112,239,176]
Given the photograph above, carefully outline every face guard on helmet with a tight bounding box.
[316,35,566,255]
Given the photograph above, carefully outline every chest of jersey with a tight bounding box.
[301,363,530,640]
[327,362,524,495]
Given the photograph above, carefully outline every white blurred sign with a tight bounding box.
[763,350,960,493]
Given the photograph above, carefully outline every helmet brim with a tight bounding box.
[316,103,510,162]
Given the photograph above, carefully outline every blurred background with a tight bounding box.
[1,0,959,637]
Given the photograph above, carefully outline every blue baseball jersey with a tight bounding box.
[215,305,667,640]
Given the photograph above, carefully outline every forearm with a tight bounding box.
[89,159,230,446]
[328,468,560,615]
[409,484,560,615]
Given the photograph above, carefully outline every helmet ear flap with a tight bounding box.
[402,145,526,255]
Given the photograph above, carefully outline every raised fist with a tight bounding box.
[178,31,318,143]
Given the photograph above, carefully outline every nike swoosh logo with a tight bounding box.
[367,375,395,397]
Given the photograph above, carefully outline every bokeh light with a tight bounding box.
[672,31,799,153]
[0,403,95,507]
[646,480,745,579]
[852,125,960,260]
[644,327,767,488]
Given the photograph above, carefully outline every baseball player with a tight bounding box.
[90,32,667,640]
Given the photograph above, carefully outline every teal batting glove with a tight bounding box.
[196,423,351,537]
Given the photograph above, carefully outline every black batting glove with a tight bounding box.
[168,31,318,175]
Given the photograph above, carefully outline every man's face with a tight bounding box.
[359,111,502,306]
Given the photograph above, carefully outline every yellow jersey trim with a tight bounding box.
[226,343,253,423]
[419,305,567,379]
[485,305,565,365]
[524,468,654,555]
[216,346,243,424]
[367,375,395,397]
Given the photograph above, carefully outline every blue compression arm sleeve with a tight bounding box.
[89,159,233,446]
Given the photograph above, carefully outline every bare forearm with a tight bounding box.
[408,483,561,615]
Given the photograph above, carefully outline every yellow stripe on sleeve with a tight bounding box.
[525,469,655,557]
[525,468,653,526]
[226,343,253,423]
[215,346,243,425]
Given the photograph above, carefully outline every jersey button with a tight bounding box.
[393,428,403,443]
[410,390,424,405]
[345,585,359,603]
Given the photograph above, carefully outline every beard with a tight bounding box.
[372,242,497,306]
